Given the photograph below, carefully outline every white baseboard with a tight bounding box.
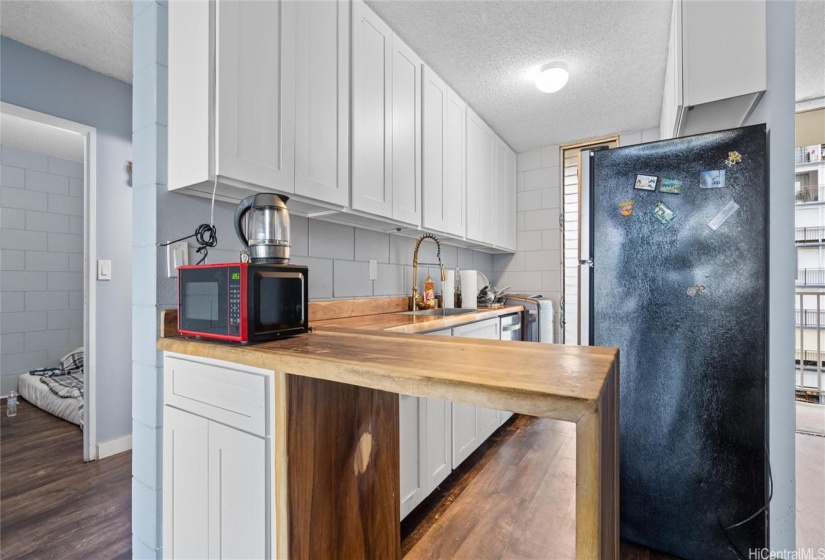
[97,434,132,459]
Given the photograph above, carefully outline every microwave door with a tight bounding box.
[250,271,307,335]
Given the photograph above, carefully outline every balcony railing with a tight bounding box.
[795,185,825,204]
[796,291,825,397]
[795,227,825,243]
[797,268,825,286]
[796,309,825,327]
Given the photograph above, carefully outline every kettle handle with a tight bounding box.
[234,195,256,249]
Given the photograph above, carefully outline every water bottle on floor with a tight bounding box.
[7,391,18,417]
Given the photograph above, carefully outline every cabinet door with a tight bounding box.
[425,398,452,488]
[444,89,466,237]
[208,421,267,560]
[294,0,349,206]
[217,0,296,192]
[502,145,517,251]
[351,0,393,217]
[399,393,427,519]
[163,407,210,560]
[494,138,507,247]
[422,66,448,233]
[391,36,422,226]
[466,109,495,244]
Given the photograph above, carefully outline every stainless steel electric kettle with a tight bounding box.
[234,193,291,264]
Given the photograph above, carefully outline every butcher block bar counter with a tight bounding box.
[158,303,619,559]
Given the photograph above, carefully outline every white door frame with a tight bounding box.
[1,102,98,461]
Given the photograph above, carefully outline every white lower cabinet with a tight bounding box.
[399,393,427,520]
[163,354,272,559]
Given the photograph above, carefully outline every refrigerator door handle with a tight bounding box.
[579,259,593,267]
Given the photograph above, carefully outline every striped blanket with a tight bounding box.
[29,368,85,399]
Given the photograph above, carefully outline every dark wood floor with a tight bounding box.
[1,399,132,559]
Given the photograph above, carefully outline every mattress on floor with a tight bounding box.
[17,372,83,427]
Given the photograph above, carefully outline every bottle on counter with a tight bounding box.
[454,268,462,308]
[424,273,435,308]
[7,391,18,417]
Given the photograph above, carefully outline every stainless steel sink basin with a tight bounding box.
[398,308,479,317]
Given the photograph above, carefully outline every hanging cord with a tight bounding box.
[160,177,218,265]
[717,448,773,560]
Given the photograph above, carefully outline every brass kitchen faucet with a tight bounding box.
[411,233,447,310]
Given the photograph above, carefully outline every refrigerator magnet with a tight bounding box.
[699,169,726,189]
[618,200,635,216]
[634,174,657,191]
[659,179,682,194]
[708,200,740,231]
[686,284,706,297]
[651,201,676,227]
[724,151,743,168]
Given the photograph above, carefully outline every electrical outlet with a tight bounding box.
[166,241,189,278]
[369,259,378,280]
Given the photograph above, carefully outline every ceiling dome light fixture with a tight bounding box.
[534,62,569,93]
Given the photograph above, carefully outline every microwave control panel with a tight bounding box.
[228,267,241,334]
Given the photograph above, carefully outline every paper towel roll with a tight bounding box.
[443,270,455,308]
[459,270,477,309]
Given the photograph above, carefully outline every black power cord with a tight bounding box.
[160,224,217,265]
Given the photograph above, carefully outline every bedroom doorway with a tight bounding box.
[0,102,98,462]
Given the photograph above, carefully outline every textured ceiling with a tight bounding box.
[0,0,133,84]
[796,0,825,103]
[0,113,84,162]
[366,0,673,151]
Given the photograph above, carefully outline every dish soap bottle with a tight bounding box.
[424,273,435,309]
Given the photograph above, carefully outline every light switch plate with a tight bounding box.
[369,259,378,280]
[166,241,189,278]
[97,260,112,281]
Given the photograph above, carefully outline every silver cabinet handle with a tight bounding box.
[502,324,522,332]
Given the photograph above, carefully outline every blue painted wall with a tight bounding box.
[0,37,133,444]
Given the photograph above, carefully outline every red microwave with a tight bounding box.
[177,262,309,342]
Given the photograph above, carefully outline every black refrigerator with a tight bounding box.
[581,125,768,559]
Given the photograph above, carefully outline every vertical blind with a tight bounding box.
[560,136,619,344]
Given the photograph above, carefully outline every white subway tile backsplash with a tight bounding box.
[69,178,83,198]
[507,271,542,293]
[374,263,405,296]
[0,165,25,189]
[48,309,83,330]
[0,350,49,376]
[47,233,83,253]
[26,170,70,195]
[542,228,561,251]
[517,212,525,232]
[47,193,84,216]
[0,249,24,271]
[1,333,24,354]
[457,247,473,270]
[0,228,47,251]
[523,208,557,231]
[26,211,70,233]
[517,190,541,212]
[1,186,48,211]
[1,146,48,172]
[517,172,525,192]
[541,187,560,209]
[25,251,68,272]
[389,235,414,265]
[524,168,553,191]
[1,311,48,334]
[493,252,524,273]
[290,256,332,299]
[26,291,68,311]
[517,150,541,172]
[523,250,559,272]
[541,146,560,168]
[25,329,68,352]
[309,220,354,260]
[440,244,458,269]
[47,156,83,179]
[47,271,83,291]
[333,260,371,298]
[290,215,309,258]
[542,270,561,292]
[1,292,24,312]
[472,251,492,272]
[355,229,389,263]
[517,231,542,252]
[1,207,25,230]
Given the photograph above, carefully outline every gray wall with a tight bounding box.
[0,37,133,443]
[0,145,84,395]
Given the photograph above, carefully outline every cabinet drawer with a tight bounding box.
[164,355,270,437]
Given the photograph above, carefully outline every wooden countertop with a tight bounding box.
[158,328,615,422]
[312,305,523,334]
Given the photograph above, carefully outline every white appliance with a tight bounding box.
[503,294,554,343]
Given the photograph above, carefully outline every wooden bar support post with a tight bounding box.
[575,360,620,559]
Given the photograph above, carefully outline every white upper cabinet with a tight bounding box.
[351,0,393,218]
[217,0,296,192]
[660,0,766,139]
[423,66,466,237]
[391,37,423,226]
[498,143,517,251]
[466,108,495,245]
[494,138,507,247]
[294,0,350,207]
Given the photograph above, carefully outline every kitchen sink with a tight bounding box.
[398,308,480,317]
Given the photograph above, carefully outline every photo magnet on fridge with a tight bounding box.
[699,169,726,189]
[651,201,676,227]
[659,179,682,194]
[618,200,635,217]
[634,174,658,191]
[725,151,743,167]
